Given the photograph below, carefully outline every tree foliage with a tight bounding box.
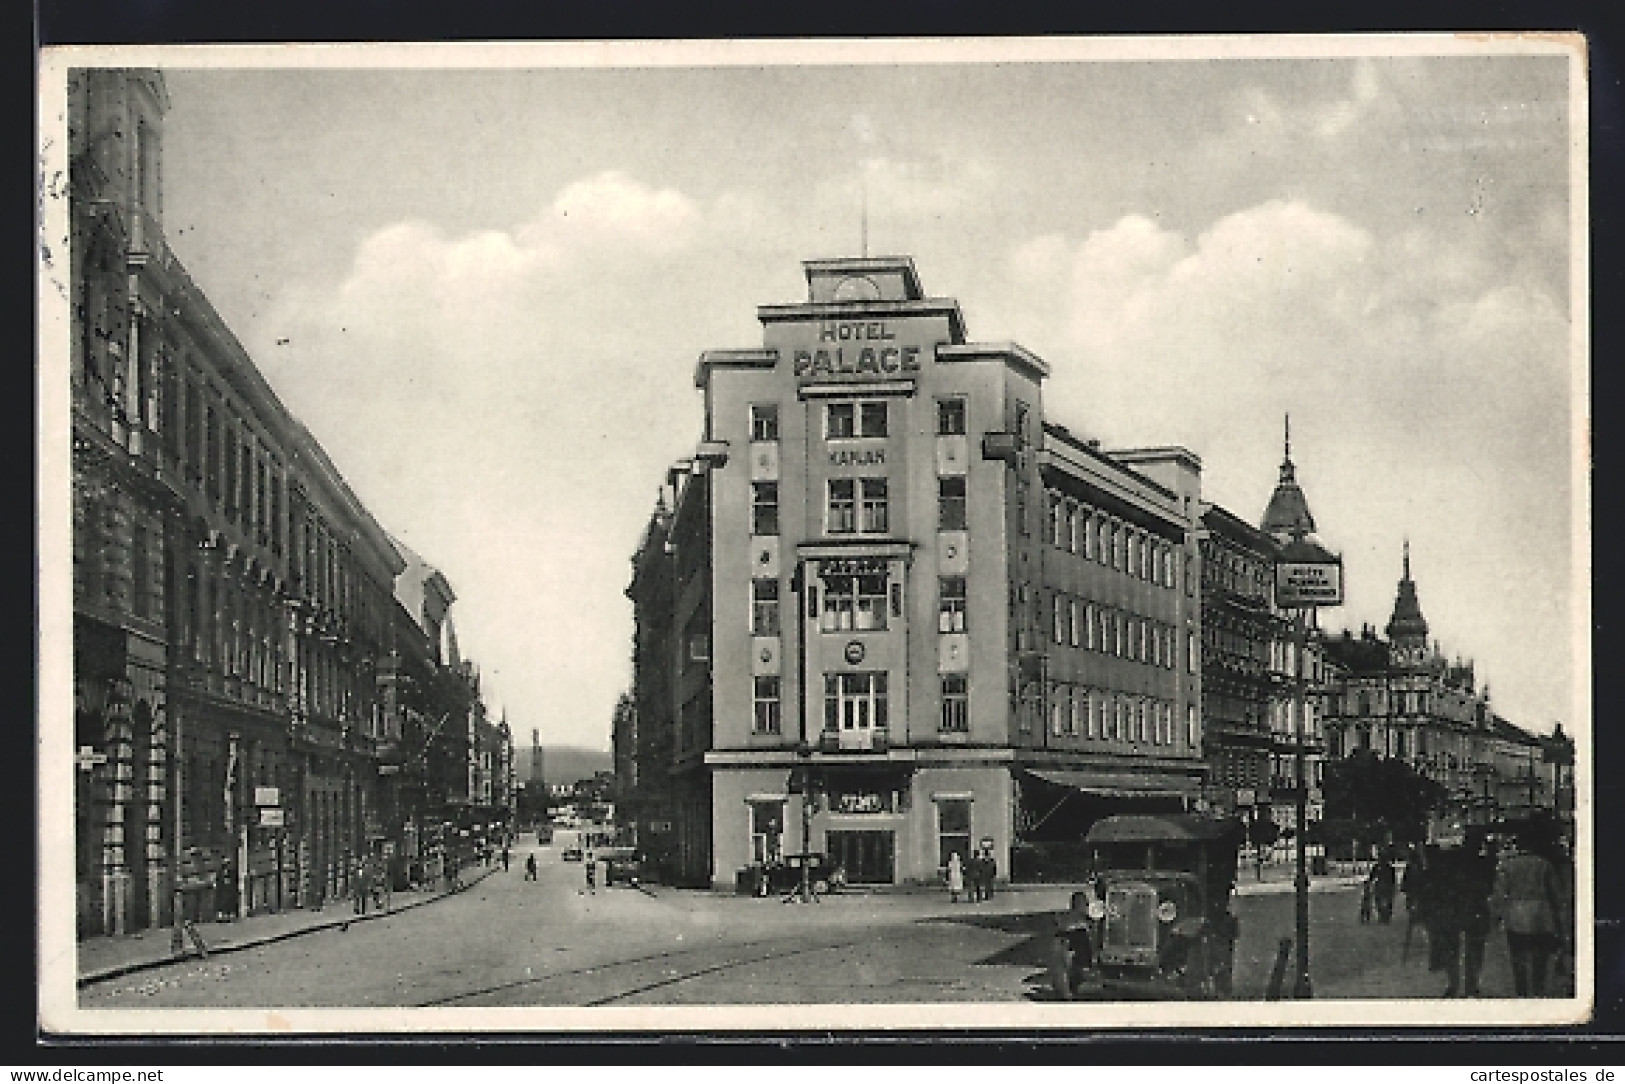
[1322,749,1445,843]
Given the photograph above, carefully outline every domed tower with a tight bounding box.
[1261,415,1317,543]
[1385,540,1431,668]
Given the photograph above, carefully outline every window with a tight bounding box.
[1114,611,1126,657]
[752,579,780,636]
[827,400,887,438]
[1069,689,1084,736]
[1187,630,1198,674]
[1069,599,1081,648]
[1052,594,1067,645]
[937,397,967,436]
[859,478,889,533]
[859,401,888,438]
[1048,494,1065,547]
[1127,532,1139,578]
[753,676,782,735]
[1050,685,1066,737]
[1082,510,1096,561]
[749,800,784,865]
[752,482,779,535]
[829,478,887,534]
[824,671,888,732]
[938,476,968,531]
[1113,697,1126,742]
[822,573,888,631]
[826,402,856,438]
[828,478,856,533]
[1087,691,1101,739]
[1186,704,1198,747]
[750,403,780,442]
[940,674,969,732]
[1085,603,1098,651]
[938,576,967,633]
[1096,518,1109,564]
[937,798,972,868]
[1111,522,1122,570]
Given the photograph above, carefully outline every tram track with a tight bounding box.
[415,932,874,1008]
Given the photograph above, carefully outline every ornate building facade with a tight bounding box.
[68,69,497,937]
[1319,544,1570,830]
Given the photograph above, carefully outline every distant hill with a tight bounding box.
[514,744,612,788]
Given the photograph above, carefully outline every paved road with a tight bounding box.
[78,842,1527,1007]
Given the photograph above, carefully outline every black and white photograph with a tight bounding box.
[36,36,1590,1033]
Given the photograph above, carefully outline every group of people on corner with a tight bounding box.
[1361,824,1572,998]
[945,846,998,904]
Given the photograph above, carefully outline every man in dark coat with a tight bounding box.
[1424,831,1498,997]
[1370,848,1398,924]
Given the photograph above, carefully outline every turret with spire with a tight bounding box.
[1385,539,1431,668]
[1261,414,1318,543]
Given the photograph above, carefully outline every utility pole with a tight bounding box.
[1293,605,1313,1000]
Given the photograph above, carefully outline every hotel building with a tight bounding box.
[626,257,1206,889]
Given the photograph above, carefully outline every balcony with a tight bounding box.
[818,728,889,754]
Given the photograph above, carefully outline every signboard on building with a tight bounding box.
[1275,539,1344,608]
[254,787,280,806]
[259,808,285,827]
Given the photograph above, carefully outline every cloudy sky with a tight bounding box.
[145,40,1580,752]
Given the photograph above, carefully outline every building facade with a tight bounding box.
[1319,545,1571,831]
[627,257,1207,889]
[69,69,493,936]
[1196,503,1277,822]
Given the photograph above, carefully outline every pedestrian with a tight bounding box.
[966,850,984,902]
[1459,828,1498,997]
[946,851,964,903]
[502,846,510,872]
[1359,877,1374,924]
[1370,847,1397,924]
[352,856,368,915]
[979,846,998,900]
[1494,830,1566,997]
[1400,845,1426,962]
[584,852,596,894]
[525,852,538,881]
[1425,830,1497,997]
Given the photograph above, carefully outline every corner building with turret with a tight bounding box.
[627,258,1206,889]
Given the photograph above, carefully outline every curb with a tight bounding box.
[77,867,498,989]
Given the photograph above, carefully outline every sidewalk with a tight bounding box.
[74,865,497,987]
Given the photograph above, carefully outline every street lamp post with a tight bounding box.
[1275,532,1343,1000]
[1293,605,1313,1000]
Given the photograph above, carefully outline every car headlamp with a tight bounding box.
[1157,900,1178,923]
[1086,897,1107,920]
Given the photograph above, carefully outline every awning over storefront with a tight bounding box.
[1024,768,1201,800]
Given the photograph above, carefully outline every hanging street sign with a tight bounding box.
[1274,537,1344,608]
[259,808,285,827]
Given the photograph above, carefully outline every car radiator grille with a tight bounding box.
[1104,884,1159,950]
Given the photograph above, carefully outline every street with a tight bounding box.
[78,841,1536,1008]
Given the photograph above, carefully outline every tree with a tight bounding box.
[1322,749,1445,845]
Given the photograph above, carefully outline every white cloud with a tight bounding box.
[991,197,1574,731]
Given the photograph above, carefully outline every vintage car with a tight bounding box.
[560,844,584,862]
[600,847,645,887]
[1051,813,1244,1000]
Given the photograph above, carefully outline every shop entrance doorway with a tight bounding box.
[826,829,894,885]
